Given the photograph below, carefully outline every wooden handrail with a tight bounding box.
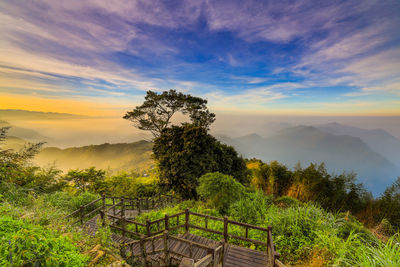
[188,211,224,222]
[66,195,283,266]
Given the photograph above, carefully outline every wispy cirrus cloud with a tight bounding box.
[0,0,399,115]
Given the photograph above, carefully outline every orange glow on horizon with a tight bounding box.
[0,93,127,116]
[1,93,399,117]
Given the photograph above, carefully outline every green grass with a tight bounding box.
[128,196,400,266]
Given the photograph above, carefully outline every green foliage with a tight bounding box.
[335,234,400,267]
[0,127,66,196]
[0,216,88,266]
[65,167,106,192]
[274,196,300,208]
[123,89,215,138]
[229,192,273,224]
[197,172,245,214]
[251,160,371,216]
[154,124,248,198]
[0,181,33,206]
[104,173,159,197]
[95,218,112,247]
[45,191,100,213]
[376,177,400,229]
[252,161,292,195]
[0,127,44,181]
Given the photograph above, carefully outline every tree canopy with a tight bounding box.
[123,89,215,138]
[153,124,249,199]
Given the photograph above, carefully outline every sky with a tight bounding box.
[0,0,400,117]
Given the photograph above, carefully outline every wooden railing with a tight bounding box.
[124,230,224,267]
[65,194,180,226]
[66,196,282,266]
[110,208,281,267]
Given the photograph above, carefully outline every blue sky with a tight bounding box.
[0,0,399,116]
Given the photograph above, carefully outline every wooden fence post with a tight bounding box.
[221,240,226,267]
[267,226,272,267]
[163,230,170,266]
[80,205,84,225]
[213,247,218,267]
[121,197,126,237]
[100,210,105,226]
[101,194,106,226]
[146,220,151,236]
[185,208,190,233]
[224,216,228,242]
[140,239,147,267]
[165,214,169,231]
[112,197,116,216]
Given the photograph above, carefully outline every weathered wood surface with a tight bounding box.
[224,244,268,267]
[85,213,270,267]
[70,194,283,267]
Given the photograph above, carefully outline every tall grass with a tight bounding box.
[335,233,400,267]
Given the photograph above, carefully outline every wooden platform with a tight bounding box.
[73,200,282,267]
[224,244,268,267]
[84,214,269,267]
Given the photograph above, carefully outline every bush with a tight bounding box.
[274,196,300,208]
[0,216,88,266]
[45,191,100,213]
[337,213,375,242]
[197,172,245,214]
[0,181,32,206]
[229,191,273,224]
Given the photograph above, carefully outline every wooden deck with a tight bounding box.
[224,245,268,267]
[67,195,284,267]
[127,232,222,266]
[84,212,270,266]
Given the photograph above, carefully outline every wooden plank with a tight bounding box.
[224,247,268,267]
[225,254,266,266]
[275,259,286,267]
[225,253,267,267]
[194,254,212,267]
[227,249,267,262]
[180,257,195,267]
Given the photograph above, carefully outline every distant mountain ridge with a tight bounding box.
[35,141,154,173]
[0,120,49,142]
[0,109,89,120]
[317,122,400,167]
[218,125,399,196]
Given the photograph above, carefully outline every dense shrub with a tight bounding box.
[197,172,245,214]
[0,216,88,266]
[45,191,100,213]
[229,191,273,224]
[0,181,32,206]
[274,196,300,208]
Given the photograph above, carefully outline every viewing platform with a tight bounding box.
[66,195,285,267]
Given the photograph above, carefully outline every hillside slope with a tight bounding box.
[0,120,48,142]
[318,122,400,167]
[36,141,154,173]
[0,109,89,120]
[219,126,399,195]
